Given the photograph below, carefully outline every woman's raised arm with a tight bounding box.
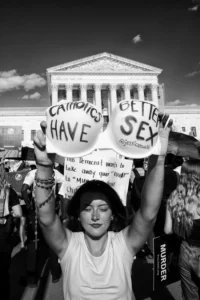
[123,115,172,255]
[34,121,71,259]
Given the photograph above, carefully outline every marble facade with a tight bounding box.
[0,52,199,144]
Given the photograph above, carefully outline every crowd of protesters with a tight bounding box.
[1,121,200,299]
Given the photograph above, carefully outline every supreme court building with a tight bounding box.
[0,52,200,149]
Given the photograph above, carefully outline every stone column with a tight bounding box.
[158,83,165,110]
[66,84,73,102]
[152,84,158,105]
[81,84,87,102]
[124,84,130,100]
[110,84,117,112]
[138,84,145,101]
[23,128,31,142]
[94,84,102,112]
[51,84,58,105]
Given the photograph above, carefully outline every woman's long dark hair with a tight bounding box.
[66,180,128,232]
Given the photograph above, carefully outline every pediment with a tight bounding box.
[48,53,162,74]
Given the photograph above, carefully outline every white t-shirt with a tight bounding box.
[60,231,135,300]
[23,169,64,196]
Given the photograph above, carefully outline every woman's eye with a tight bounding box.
[84,207,91,211]
[100,208,108,212]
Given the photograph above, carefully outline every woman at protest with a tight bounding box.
[33,115,171,300]
[164,159,200,300]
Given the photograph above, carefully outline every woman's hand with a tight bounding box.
[34,121,55,166]
[157,113,173,156]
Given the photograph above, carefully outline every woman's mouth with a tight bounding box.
[90,224,102,228]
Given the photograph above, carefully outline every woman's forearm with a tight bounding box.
[35,165,56,226]
[140,155,165,221]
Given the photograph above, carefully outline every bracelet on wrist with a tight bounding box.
[36,162,54,168]
[35,188,54,209]
[35,170,55,183]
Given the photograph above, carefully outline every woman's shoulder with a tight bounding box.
[60,230,84,263]
[109,230,135,262]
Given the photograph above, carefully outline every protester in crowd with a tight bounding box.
[4,160,10,173]
[32,115,171,300]
[164,159,200,300]
[21,165,64,286]
[0,157,22,300]
[153,154,180,237]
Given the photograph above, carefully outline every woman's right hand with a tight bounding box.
[34,121,56,167]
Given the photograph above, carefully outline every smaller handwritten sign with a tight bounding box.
[59,154,132,205]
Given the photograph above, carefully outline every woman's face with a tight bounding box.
[79,192,113,238]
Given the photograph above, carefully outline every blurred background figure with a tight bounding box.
[0,157,22,300]
[165,159,200,300]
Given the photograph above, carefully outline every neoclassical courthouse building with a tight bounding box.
[0,52,200,147]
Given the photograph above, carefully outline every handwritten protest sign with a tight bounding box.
[105,99,159,159]
[59,154,132,205]
[46,100,103,158]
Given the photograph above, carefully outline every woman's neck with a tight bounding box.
[84,232,108,257]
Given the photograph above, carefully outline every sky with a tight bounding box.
[0,0,200,108]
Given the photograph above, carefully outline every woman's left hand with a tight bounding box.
[157,113,173,156]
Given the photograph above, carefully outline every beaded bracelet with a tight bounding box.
[34,171,55,208]
[35,182,54,190]
[35,171,55,184]
[35,177,55,184]
[35,188,54,209]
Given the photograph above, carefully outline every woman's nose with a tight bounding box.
[92,209,99,221]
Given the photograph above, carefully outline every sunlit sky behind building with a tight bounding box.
[0,0,199,107]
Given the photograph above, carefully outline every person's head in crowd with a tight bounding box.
[67,180,127,233]
[167,159,200,239]
[172,156,184,169]
[143,158,148,172]
[4,160,10,172]
[30,164,36,170]
[134,159,144,169]
[164,153,175,167]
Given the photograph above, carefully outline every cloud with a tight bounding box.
[166,99,198,106]
[185,70,200,77]
[188,103,198,107]
[132,35,142,44]
[22,95,29,100]
[188,5,199,11]
[22,92,41,100]
[185,62,200,77]
[167,100,181,106]
[0,70,46,93]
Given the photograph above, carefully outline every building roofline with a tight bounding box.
[47,52,162,74]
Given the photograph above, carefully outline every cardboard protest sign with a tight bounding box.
[45,100,103,158]
[5,169,29,195]
[104,99,159,159]
[0,126,22,148]
[153,234,181,290]
[59,154,132,205]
